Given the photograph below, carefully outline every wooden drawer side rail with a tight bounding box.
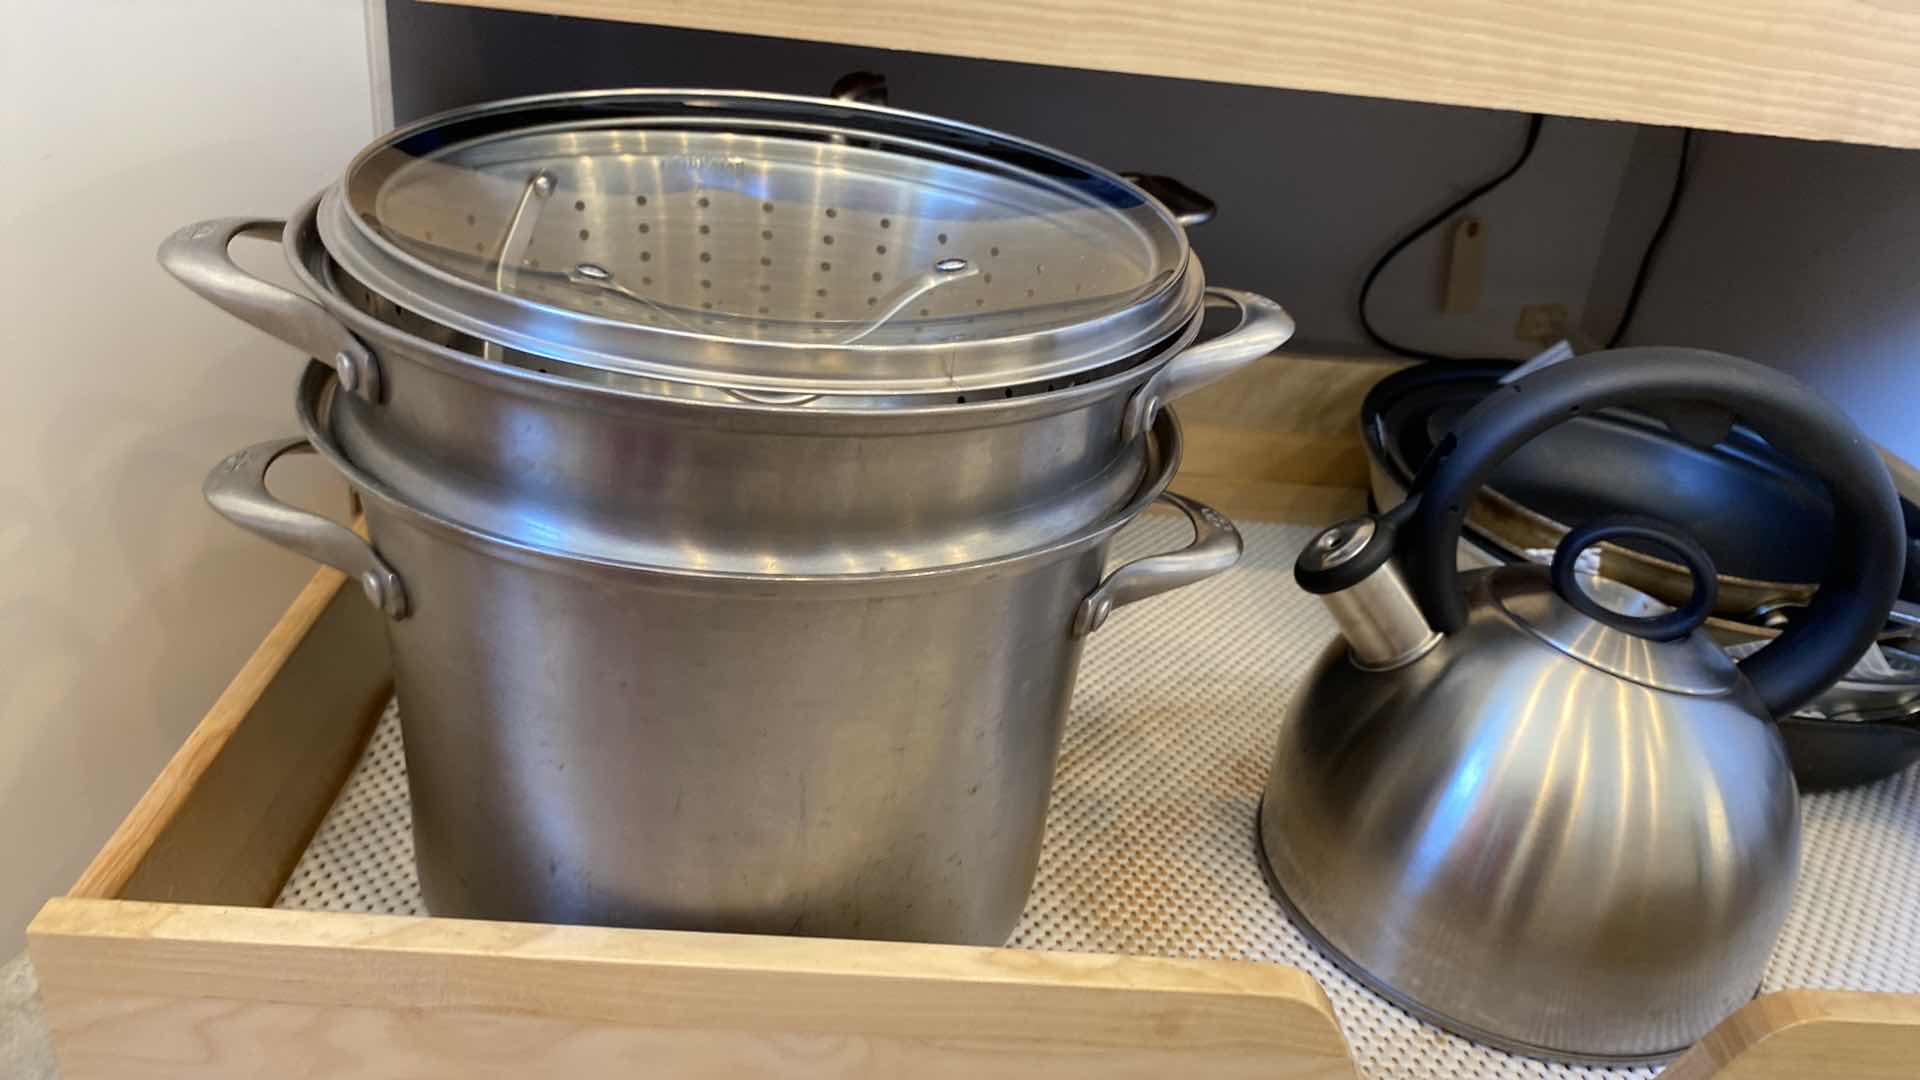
[67,562,393,907]
[1660,990,1920,1080]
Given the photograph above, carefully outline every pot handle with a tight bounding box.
[159,218,380,401]
[205,437,409,619]
[1121,289,1294,441]
[1073,492,1242,637]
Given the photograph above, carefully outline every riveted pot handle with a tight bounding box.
[159,218,380,401]
[205,438,408,619]
[1121,289,1294,440]
[1073,492,1243,637]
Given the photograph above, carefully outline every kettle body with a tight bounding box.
[1257,348,1907,1063]
[1260,566,1799,1062]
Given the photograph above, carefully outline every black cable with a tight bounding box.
[1357,114,1545,363]
[1606,128,1694,347]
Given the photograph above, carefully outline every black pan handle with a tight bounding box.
[1121,173,1216,228]
[1403,347,1905,718]
[829,71,889,105]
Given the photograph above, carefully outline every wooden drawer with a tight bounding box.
[27,555,1920,1078]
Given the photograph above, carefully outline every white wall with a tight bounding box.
[0,1,372,944]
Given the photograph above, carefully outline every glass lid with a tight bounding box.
[319,90,1197,395]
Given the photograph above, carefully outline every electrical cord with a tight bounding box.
[1357,116,1695,361]
[1357,114,1544,362]
[1606,128,1694,347]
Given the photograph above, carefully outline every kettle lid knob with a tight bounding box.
[1297,515,1394,593]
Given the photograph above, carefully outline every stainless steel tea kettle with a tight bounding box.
[1258,348,1907,1063]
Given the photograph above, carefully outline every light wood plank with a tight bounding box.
[68,561,392,907]
[1159,474,1366,527]
[1880,445,1920,505]
[1176,353,1405,438]
[425,0,1920,149]
[1658,990,1920,1080]
[1170,351,1396,523]
[29,898,1356,1080]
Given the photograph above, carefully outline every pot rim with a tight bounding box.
[295,361,1186,590]
[286,191,1206,437]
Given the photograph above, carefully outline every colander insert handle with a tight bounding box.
[159,218,379,401]
[1121,289,1295,440]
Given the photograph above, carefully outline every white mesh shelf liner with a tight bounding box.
[278,517,1920,1079]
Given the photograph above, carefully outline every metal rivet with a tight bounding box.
[359,570,384,608]
[334,352,358,391]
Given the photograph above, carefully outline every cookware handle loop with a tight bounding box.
[159,218,380,401]
[1549,514,1718,642]
[1404,347,1905,717]
[1073,492,1242,637]
[204,437,409,619]
[1120,289,1295,441]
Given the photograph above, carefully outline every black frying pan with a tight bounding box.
[1362,361,1920,790]
[1363,363,1920,619]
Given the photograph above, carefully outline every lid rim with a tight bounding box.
[1488,567,1743,696]
[324,89,1196,395]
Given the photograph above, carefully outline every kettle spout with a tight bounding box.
[1296,515,1439,669]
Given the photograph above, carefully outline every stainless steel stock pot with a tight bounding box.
[206,364,1240,943]
[175,90,1277,942]
[162,90,1292,573]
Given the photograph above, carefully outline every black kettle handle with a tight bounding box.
[1403,347,1905,718]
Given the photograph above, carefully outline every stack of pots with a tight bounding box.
[168,90,1293,944]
